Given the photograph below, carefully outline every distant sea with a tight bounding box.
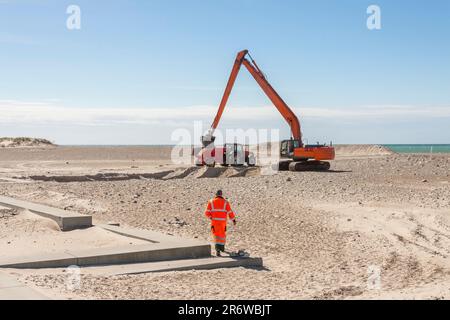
[384,144,450,153]
[60,144,450,154]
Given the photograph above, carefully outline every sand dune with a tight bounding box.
[0,137,55,148]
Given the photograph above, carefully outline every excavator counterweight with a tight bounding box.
[199,50,335,171]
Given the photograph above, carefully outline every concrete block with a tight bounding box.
[0,195,92,231]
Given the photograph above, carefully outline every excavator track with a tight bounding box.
[276,160,330,172]
[277,160,291,171]
[288,161,331,172]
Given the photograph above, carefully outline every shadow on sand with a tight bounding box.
[323,170,353,173]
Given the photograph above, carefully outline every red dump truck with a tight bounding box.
[195,143,256,167]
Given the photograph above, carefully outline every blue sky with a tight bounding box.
[1,0,449,144]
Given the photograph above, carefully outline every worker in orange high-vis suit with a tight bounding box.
[204,190,236,256]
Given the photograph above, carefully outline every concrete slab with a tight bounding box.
[0,272,49,300]
[0,218,264,273]
[0,286,50,300]
[0,273,21,289]
[97,224,208,246]
[0,252,78,269]
[68,242,211,267]
[0,243,211,269]
[84,257,264,275]
[0,195,92,231]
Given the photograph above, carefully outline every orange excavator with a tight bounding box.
[200,50,335,171]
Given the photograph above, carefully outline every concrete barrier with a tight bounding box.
[0,243,211,269]
[0,195,92,231]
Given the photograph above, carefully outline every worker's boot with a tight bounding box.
[215,244,225,257]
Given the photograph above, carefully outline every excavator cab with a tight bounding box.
[280,139,302,158]
[279,139,334,171]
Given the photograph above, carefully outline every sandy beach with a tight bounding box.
[0,145,449,300]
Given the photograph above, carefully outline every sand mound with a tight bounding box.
[173,166,259,179]
[196,167,229,178]
[18,210,62,232]
[163,167,199,180]
[24,171,174,182]
[0,208,61,233]
[0,208,19,219]
[334,144,394,157]
[0,137,55,148]
[20,166,261,182]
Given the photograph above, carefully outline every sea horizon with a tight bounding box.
[383,144,450,153]
[54,143,450,153]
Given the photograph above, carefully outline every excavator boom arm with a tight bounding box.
[210,50,247,133]
[209,50,302,143]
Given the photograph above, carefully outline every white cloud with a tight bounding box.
[0,100,449,126]
[300,105,450,118]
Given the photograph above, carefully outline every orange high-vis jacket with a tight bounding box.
[204,196,235,245]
